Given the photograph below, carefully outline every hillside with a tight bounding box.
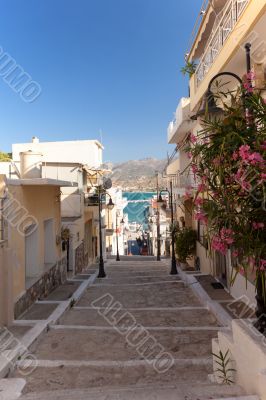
[106,158,166,191]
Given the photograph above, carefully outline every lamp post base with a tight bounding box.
[116,254,120,261]
[98,259,106,278]
[170,259,178,275]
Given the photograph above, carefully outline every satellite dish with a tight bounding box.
[103,177,112,190]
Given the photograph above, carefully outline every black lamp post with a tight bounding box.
[98,190,114,278]
[115,211,121,261]
[158,180,177,275]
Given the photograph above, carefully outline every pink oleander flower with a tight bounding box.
[260,260,266,270]
[248,152,264,165]
[246,71,255,80]
[220,227,235,245]
[211,236,227,255]
[197,183,207,193]
[252,222,265,230]
[190,133,197,144]
[191,164,198,174]
[260,141,266,150]
[239,144,251,161]
[239,267,245,276]
[194,197,203,206]
[260,173,266,181]
[195,210,208,225]
[243,82,253,93]
[184,191,192,200]
[232,151,238,161]
[232,250,239,258]
[187,152,193,159]
[240,180,252,191]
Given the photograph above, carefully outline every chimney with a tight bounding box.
[32,136,39,144]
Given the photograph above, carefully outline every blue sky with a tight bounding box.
[0,0,202,162]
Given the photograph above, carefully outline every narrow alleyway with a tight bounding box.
[14,258,246,400]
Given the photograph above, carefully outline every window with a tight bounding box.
[197,220,208,249]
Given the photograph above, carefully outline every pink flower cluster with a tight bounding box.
[194,196,203,206]
[211,228,235,255]
[195,210,208,225]
[197,183,207,193]
[260,259,266,271]
[238,144,264,166]
[191,164,198,174]
[190,133,197,144]
[252,222,265,230]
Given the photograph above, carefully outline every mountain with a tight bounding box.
[106,158,167,191]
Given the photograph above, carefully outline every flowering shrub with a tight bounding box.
[186,89,266,296]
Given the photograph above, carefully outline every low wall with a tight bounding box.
[0,244,13,326]
[212,319,266,400]
[14,256,67,319]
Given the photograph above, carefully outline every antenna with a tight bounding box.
[99,129,103,145]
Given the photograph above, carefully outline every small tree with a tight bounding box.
[181,61,197,78]
[0,151,11,161]
[175,227,197,263]
[186,79,266,334]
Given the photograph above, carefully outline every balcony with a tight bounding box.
[171,170,198,196]
[189,0,266,111]
[195,0,249,88]
[167,98,193,145]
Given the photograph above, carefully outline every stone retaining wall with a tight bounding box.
[75,241,85,274]
[14,256,67,319]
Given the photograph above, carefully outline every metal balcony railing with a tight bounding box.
[170,171,198,191]
[195,0,249,87]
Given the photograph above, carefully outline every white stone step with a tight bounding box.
[19,383,249,400]
[0,378,26,400]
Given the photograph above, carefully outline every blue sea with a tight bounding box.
[123,192,156,225]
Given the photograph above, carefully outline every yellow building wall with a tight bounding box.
[8,185,62,302]
[189,0,266,110]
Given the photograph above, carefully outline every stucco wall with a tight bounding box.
[7,184,62,302]
[12,139,103,167]
[196,241,212,275]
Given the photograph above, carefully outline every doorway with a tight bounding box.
[215,251,228,288]
[44,219,56,266]
[25,224,38,279]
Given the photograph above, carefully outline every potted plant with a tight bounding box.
[181,60,197,78]
[61,227,71,251]
[175,227,197,267]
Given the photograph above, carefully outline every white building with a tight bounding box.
[106,188,128,257]
[2,137,106,275]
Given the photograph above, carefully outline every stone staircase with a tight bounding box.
[9,259,257,400]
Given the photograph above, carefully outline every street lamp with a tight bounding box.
[98,189,114,278]
[157,180,177,275]
[191,43,251,120]
[115,211,124,261]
